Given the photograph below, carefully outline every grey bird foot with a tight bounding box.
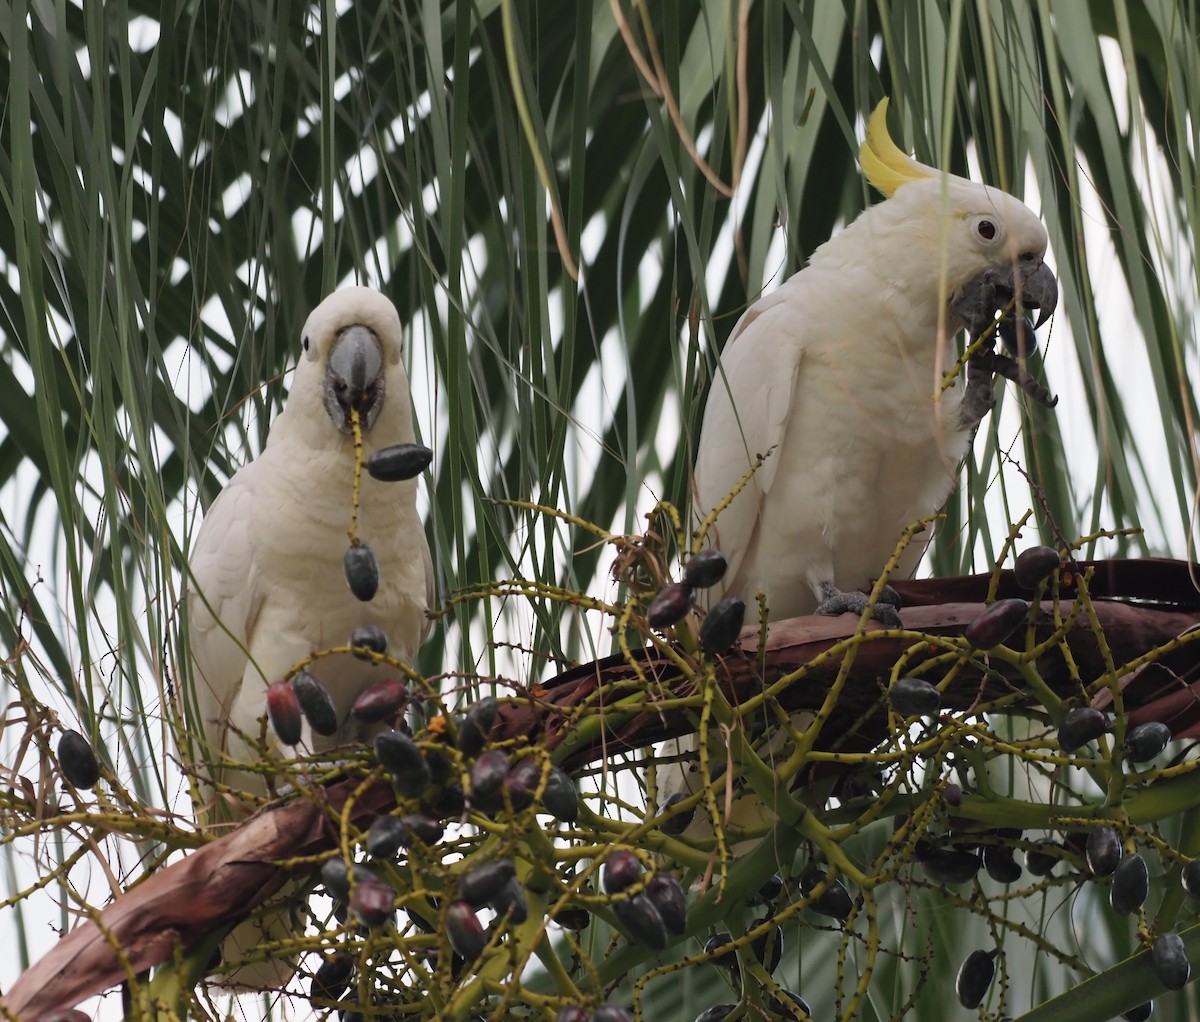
[817,581,903,627]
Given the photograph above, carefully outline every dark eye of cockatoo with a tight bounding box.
[977,219,997,240]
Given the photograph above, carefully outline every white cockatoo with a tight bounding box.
[183,286,434,987]
[661,100,1057,841]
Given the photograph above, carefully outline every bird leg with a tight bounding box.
[816,580,903,627]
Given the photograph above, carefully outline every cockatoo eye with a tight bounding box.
[977,219,997,240]
[302,335,310,352]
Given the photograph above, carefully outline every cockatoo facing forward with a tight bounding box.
[184,286,433,987]
[696,100,1056,621]
[663,101,1056,841]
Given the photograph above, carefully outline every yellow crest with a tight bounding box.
[860,98,936,197]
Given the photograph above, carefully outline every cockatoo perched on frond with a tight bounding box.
[662,99,1057,843]
[183,286,433,987]
[695,99,1056,622]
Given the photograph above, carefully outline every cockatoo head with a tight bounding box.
[294,286,407,435]
[860,99,1058,335]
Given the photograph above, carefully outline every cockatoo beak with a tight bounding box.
[952,257,1058,337]
[324,324,386,432]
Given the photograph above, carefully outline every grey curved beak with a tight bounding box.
[951,258,1059,338]
[1020,260,1058,327]
[324,324,385,432]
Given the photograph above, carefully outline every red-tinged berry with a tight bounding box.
[445,902,486,961]
[603,849,643,894]
[963,598,1029,649]
[1059,707,1111,753]
[645,873,688,935]
[646,582,695,629]
[351,874,396,927]
[351,678,409,723]
[266,680,303,746]
[459,858,516,907]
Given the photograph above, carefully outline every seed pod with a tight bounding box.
[445,901,487,961]
[1182,860,1200,898]
[292,671,339,737]
[366,815,408,859]
[344,543,380,602]
[459,858,517,907]
[1013,545,1060,588]
[758,872,784,903]
[400,813,445,847]
[612,892,669,950]
[1025,840,1062,877]
[693,1007,736,1022]
[1111,853,1149,914]
[456,695,498,757]
[1124,721,1171,763]
[646,582,695,629]
[956,948,997,1009]
[351,678,409,723]
[57,730,101,790]
[593,1008,634,1022]
[366,442,433,482]
[351,874,396,927]
[490,875,529,924]
[963,598,1029,649]
[319,859,376,902]
[553,1007,590,1022]
[552,907,590,930]
[1151,931,1190,990]
[266,680,303,746]
[1059,707,1111,752]
[983,844,1023,884]
[698,596,746,654]
[310,952,354,1003]
[1086,826,1122,876]
[425,781,466,820]
[916,845,981,885]
[374,731,426,790]
[374,730,432,798]
[645,873,688,935]
[1123,1004,1154,1022]
[888,677,940,718]
[603,849,643,893]
[543,766,580,822]
[349,624,388,659]
[800,868,854,921]
[770,990,813,1020]
[704,932,736,968]
[942,783,963,807]
[505,758,541,811]
[470,749,510,808]
[660,793,695,836]
[683,549,728,589]
[998,313,1038,358]
[751,918,784,973]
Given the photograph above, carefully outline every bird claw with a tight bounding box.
[816,581,903,627]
